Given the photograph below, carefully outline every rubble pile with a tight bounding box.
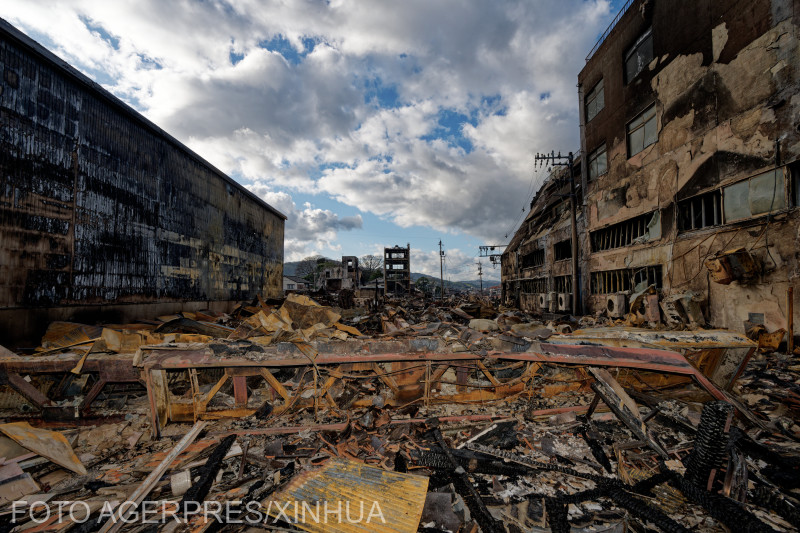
[0,293,798,532]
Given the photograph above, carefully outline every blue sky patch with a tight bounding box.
[79,16,120,50]
[229,50,244,65]
[259,34,316,65]
[421,108,478,153]
[363,76,400,108]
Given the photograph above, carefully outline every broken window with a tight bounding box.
[590,211,659,252]
[792,162,800,207]
[624,27,653,83]
[585,79,604,122]
[722,168,786,222]
[590,265,662,295]
[521,248,545,269]
[521,277,547,294]
[554,275,572,293]
[678,190,722,232]
[626,104,657,157]
[553,239,572,261]
[632,265,663,291]
[588,143,607,180]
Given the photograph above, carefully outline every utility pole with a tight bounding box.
[438,240,445,299]
[534,150,579,315]
[478,245,506,268]
[475,262,484,295]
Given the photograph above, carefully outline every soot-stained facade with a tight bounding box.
[504,0,800,333]
[0,19,285,344]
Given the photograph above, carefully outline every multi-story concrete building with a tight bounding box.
[384,245,411,296]
[504,0,800,333]
[501,162,585,314]
[0,19,285,344]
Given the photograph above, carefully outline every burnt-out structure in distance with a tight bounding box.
[384,244,411,296]
[503,0,800,333]
[501,161,585,315]
[0,19,285,345]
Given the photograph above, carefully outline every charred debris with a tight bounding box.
[0,290,799,532]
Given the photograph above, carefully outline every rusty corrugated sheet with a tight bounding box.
[265,458,428,533]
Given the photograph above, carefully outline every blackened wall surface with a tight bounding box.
[577,0,800,331]
[0,20,285,342]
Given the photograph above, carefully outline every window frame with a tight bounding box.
[553,239,572,262]
[585,78,604,122]
[626,104,657,157]
[624,27,654,84]
[677,190,722,232]
[587,143,608,181]
[721,168,788,223]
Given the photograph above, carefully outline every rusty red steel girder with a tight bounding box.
[0,342,727,430]
[140,341,724,397]
[136,341,729,436]
[0,353,139,417]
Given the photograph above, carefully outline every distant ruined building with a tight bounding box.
[384,245,411,297]
[503,0,800,333]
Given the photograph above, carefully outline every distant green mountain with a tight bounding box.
[411,273,500,291]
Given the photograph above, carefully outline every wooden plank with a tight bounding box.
[99,421,207,533]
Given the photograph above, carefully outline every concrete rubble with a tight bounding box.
[0,291,798,532]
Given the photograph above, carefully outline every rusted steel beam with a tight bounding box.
[2,371,51,408]
[497,343,727,401]
[232,375,248,408]
[80,378,108,415]
[212,414,508,437]
[0,353,138,376]
[139,342,731,431]
[142,350,485,369]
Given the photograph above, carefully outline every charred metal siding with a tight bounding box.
[0,20,284,342]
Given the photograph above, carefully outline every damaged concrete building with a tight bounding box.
[504,0,800,334]
[384,244,411,296]
[0,19,285,345]
[319,256,360,292]
[501,161,585,315]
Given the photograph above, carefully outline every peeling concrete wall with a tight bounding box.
[0,21,285,344]
[578,0,800,332]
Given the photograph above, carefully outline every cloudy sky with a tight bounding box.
[1,0,621,280]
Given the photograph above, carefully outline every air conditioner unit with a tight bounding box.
[557,293,571,312]
[547,292,558,313]
[537,293,547,310]
[606,293,627,318]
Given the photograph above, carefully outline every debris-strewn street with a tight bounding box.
[0,292,798,532]
[2,0,800,531]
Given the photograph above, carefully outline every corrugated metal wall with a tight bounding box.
[0,21,284,341]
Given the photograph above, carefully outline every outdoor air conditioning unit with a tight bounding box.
[557,293,571,312]
[606,293,627,318]
[547,292,558,313]
[537,293,547,310]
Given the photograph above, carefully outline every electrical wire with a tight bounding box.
[503,166,542,239]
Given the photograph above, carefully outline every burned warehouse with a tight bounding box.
[0,19,286,345]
